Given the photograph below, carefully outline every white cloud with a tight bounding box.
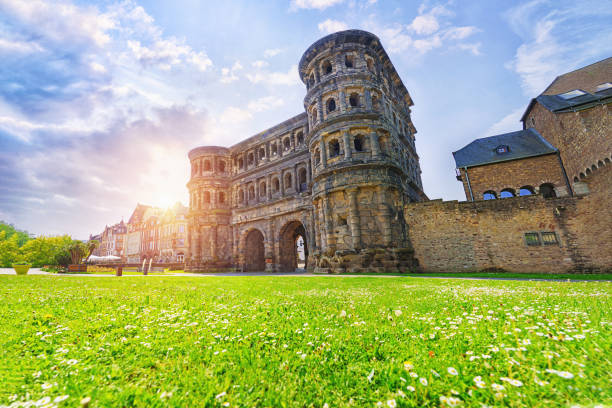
[318,19,349,34]
[89,61,107,73]
[263,48,283,58]
[127,38,212,71]
[219,106,252,124]
[504,0,612,95]
[246,65,300,86]
[408,14,439,35]
[457,42,482,56]
[443,26,479,41]
[0,37,44,54]
[220,61,243,84]
[252,60,269,69]
[290,0,344,11]
[247,96,285,113]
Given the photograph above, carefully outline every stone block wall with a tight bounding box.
[459,153,568,200]
[405,163,612,273]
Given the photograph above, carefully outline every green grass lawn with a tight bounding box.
[0,276,610,407]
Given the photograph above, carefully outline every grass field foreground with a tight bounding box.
[0,276,610,407]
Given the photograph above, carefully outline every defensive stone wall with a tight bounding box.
[405,164,612,273]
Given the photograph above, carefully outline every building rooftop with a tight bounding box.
[453,128,557,169]
[542,57,612,95]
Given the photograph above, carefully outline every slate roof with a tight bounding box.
[542,57,612,95]
[521,87,612,122]
[453,128,558,169]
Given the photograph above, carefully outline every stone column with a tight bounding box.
[314,200,325,250]
[266,174,272,200]
[320,139,328,169]
[211,188,216,207]
[293,165,298,192]
[316,95,324,123]
[347,188,361,250]
[335,53,344,75]
[339,89,346,112]
[370,131,381,157]
[185,225,192,265]
[280,171,285,196]
[314,66,320,83]
[306,159,312,185]
[381,93,390,119]
[210,225,217,260]
[265,218,275,272]
[343,131,352,160]
[364,88,372,110]
[255,180,260,203]
[378,187,393,246]
[322,194,335,250]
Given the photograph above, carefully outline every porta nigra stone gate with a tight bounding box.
[186,30,427,273]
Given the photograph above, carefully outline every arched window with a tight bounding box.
[248,186,255,200]
[540,183,556,198]
[296,131,304,145]
[193,163,198,175]
[327,98,336,113]
[285,173,292,189]
[204,160,212,171]
[259,181,266,197]
[217,161,226,173]
[238,157,244,169]
[519,186,535,196]
[284,138,291,151]
[219,192,225,204]
[573,176,579,183]
[500,188,516,198]
[354,134,365,152]
[298,168,307,192]
[248,152,254,165]
[273,177,280,192]
[322,60,332,75]
[204,191,211,203]
[271,143,278,156]
[328,139,340,158]
[483,191,497,200]
[314,148,321,165]
[345,54,354,68]
[259,147,266,160]
[349,93,360,107]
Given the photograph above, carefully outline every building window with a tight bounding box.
[519,186,535,196]
[273,177,280,192]
[298,168,307,192]
[495,145,509,155]
[239,189,244,203]
[345,54,354,68]
[204,191,211,203]
[259,181,266,197]
[248,186,255,200]
[540,183,556,198]
[219,192,225,203]
[285,173,292,189]
[500,188,515,198]
[541,232,558,245]
[238,157,244,169]
[366,58,374,73]
[248,153,254,166]
[349,93,360,107]
[204,160,212,171]
[354,135,365,152]
[284,138,291,151]
[259,147,266,160]
[296,131,304,145]
[524,232,541,246]
[311,107,318,123]
[483,191,497,200]
[308,73,315,88]
[314,148,321,165]
[271,143,278,156]
[327,98,336,113]
[322,60,332,75]
[328,139,340,158]
[218,161,226,172]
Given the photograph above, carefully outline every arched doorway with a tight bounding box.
[279,221,308,272]
[244,229,265,271]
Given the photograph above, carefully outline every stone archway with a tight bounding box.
[244,229,265,272]
[279,221,308,272]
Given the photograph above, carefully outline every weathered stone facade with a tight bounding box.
[187,30,426,273]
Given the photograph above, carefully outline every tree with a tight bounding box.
[20,235,72,267]
[85,240,99,263]
[0,232,20,267]
[65,241,87,265]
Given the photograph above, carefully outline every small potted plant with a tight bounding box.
[12,260,31,275]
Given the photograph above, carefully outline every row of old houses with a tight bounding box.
[89,202,188,263]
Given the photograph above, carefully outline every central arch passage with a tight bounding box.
[279,221,308,272]
[244,229,265,272]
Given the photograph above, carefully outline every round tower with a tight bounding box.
[186,146,232,271]
[299,29,425,273]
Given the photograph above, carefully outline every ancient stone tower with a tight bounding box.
[299,30,425,272]
[186,30,426,273]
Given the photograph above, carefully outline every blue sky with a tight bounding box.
[1,0,611,239]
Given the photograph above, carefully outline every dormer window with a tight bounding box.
[558,89,586,100]
[595,82,612,92]
[496,145,510,155]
